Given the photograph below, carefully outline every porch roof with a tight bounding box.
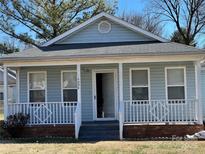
[0,42,205,62]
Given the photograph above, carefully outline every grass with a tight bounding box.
[0,139,205,154]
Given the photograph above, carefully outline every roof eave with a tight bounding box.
[1,51,205,63]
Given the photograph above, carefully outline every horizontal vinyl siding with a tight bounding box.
[19,66,76,103]
[19,62,196,122]
[201,69,205,120]
[123,62,196,100]
[56,18,153,44]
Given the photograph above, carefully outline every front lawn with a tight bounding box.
[0,140,205,154]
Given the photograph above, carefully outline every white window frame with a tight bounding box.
[61,70,78,105]
[27,71,47,103]
[129,68,151,102]
[165,66,187,102]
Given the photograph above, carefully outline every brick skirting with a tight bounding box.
[7,124,75,138]
[123,124,204,138]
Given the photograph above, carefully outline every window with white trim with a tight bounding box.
[166,68,185,100]
[28,72,46,103]
[0,92,3,101]
[131,69,149,101]
[62,71,77,102]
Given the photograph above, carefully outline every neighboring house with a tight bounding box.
[0,12,205,140]
[0,67,16,108]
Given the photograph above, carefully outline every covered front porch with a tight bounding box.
[2,56,204,139]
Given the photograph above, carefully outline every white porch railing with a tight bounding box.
[124,99,198,124]
[7,102,77,125]
[74,102,81,139]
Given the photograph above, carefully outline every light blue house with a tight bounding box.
[1,12,205,140]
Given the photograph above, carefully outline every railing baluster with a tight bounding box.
[69,103,72,123]
[122,99,198,124]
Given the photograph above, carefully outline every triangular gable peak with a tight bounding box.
[42,12,167,47]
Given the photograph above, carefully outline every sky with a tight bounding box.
[0,0,204,48]
[0,0,174,43]
[117,0,175,39]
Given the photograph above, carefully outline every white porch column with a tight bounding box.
[195,61,203,124]
[16,68,20,103]
[77,64,81,105]
[75,64,82,139]
[119,63,124,140]
[3,66,8,120]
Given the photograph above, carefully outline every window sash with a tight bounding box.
[63,89,77,102]
[29,73,46,90]
[29,90,45,102]
[62,72,77,89]
[131,70,148,87]
[167,86,185,100]
[132,87,149,101]
[167,69,184,86]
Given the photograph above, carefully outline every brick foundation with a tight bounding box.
[123,124,204,138]
[7,124,75,138]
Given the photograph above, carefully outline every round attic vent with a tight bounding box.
[98,21,111,33]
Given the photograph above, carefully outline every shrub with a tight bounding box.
[3,113,30,129]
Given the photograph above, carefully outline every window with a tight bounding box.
[28,72,46,103]
[0,92,3,101]
[166,67,186,101]
[130,68,150,101]
[62,71,77,102]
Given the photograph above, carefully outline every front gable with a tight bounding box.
[55,17,155,44]
[43,12,167,47]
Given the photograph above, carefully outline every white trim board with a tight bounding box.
[42,12,168,46]
[92,69,118,121]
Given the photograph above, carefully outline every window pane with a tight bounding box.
[63,89,77,102]
[30,90,45,102]
[132,70,148,86]
[168,87,185,99]
[167,69,184,85]
[63,72,77,88]
[132,87,148,100]
[29,73,46,89]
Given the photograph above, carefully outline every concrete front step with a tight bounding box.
[79,135,119,141]
[79,121,120,141]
